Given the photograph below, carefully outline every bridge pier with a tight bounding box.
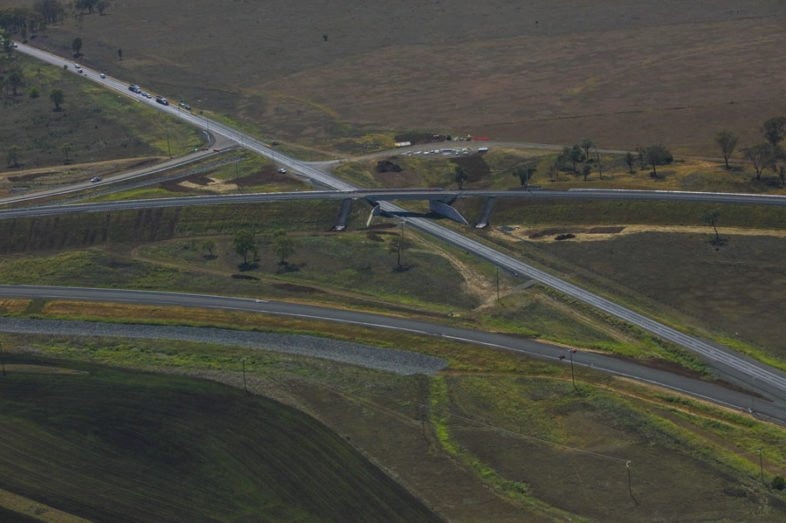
[474,197,496,229]
[332,198,353,231]
[429,199,469,225]
[366,202,381,227]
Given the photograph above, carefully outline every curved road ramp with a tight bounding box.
[0,318,447,376]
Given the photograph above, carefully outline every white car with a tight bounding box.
[90,176,102,183]
[277,167,288,174]
[99,73,106,79]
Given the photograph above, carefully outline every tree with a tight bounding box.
[714,130,738,169]
[581,163,592,181]
[6,68,23,96]
[454,165,468,190]
[580,138,594,162]
[61,143,72,164]
[233,230,257,267]
[703,210,723,246]
[594,147,603,179]
[762,116,786,147]
[71,36,82,57]
[624,152,636,174]
[272,229,295,266]
[33,0,65,24]
[772,476,786,491]
[744,143,775,180]
[49,88,64,110]
[512,163,536,187]
[96,0,110,15]
[1,29,12,55]
[6,145,20,168]
[644,144,673,178]
[389,222,407,271]
[75,0,98,14]
[568,144,585,173]
[117,47,122,60]
[201,239,216,258]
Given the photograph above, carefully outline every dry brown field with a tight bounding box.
[23,0,786,155]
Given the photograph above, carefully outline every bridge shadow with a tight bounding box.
[381,211,445,220]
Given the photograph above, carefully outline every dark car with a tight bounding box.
[128,84,141,93]
[155,96,169,106]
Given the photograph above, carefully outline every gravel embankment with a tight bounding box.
[0,318,448,376]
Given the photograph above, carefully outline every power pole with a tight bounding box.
[759,448,764,485]
[626,461,637,504]
[569,348,577,391]
[0,341,5,376]
[242,358,248,394]
[496,267,500,303]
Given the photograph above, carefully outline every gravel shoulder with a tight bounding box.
[0,318,447,376]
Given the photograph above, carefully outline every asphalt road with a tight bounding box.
[2,188,785,220]
[13,43,786,403]
[0,284,782,423]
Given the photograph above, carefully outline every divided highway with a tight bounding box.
[1,284,784,423]
[12,43,786,403]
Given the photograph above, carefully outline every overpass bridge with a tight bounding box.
[3,188,786,232]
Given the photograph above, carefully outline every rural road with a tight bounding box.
[13,43,786,403]
[0,284,784,423]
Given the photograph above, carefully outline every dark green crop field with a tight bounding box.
[0,355,438,522]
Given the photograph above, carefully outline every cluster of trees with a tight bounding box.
[554,139,602,181]
[0,1,109,42]
[627,145,673,178]
[714,117,786,185]
[0,1,66,39]
[232,229,297,270]
[74,0,111,16]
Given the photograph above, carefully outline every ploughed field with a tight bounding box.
[35,0,786,154]
[0,355,438,522]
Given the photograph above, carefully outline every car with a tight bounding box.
[90,176,102,183]
[142,92,152,98]
[277,167,288,174]
[178,101,192,111]
[128,84,141,93]
[155,96,169,106]
[99,73,106,79]
[73,63,81,69]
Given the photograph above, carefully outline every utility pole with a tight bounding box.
[569,348,577,391]
[759,448,764,485]
[496,267,500,303]
[242,358,248,394]
[0,341,5,376]
[626,461,637,504]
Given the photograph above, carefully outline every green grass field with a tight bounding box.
[0,353,438,522]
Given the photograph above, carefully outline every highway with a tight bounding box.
[13,42,786,403]
[0,284,783,423]
[1,188,785,220]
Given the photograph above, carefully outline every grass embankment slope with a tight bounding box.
[31,1,786,155]
[0,53,202,181]
[0,354,438,522]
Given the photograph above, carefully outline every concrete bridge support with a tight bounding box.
[474,197,496,229]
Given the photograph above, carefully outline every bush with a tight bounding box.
[29,87,39,99]
[772,476,786,491]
